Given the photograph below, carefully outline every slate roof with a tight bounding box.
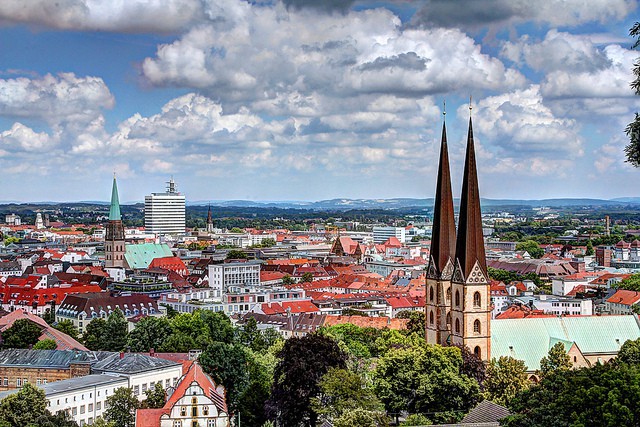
[461,400,510,424]
[0,374,128,400]
[492,315,640,371]
[91,351,180,374]
[0,349,91,368]
[125,243,173,270]
[57,292,159,318]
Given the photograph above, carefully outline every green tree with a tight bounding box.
[102,309,128,351]
[266,333,348,427]
[617,337,640,365]
[92,417,115,427]
[158,332,196,353]
[333,408,389,427]
[301,272,314,283]
[2,319,42,349]
[585,239,595,256]
[484,356,529,406]
[126,316,172,352]
[311,368,382,423]
[503,363,640,427]
[230,227,244,233]
[396,310,425,336]
[539,342,572,378]
[226,249,248,259]
[615,273,640,291]
[626,22,640,166]
[42,307,56,325]
[515,240,544,258]
[141,383,165,409]
[238,349,278,427]
[282,275,294,285]
[104,387,139,427]
[82,318,106,350]
[32,410,79,427]
[0,383,48,426]
[33,339,57,350]
[401,414,431,426]
[200,310,236,344]
[54,320,79,340]
[373,345,479,425]
[199,342,250,415]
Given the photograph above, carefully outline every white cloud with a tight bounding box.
[0,73,114,124]
[0,122,52,151]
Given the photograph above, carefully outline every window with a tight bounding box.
[192,406,198,417]
[142,384,147,393]
[429,286,434,302]
[192,422,198,427]
[474,346,481,357]
[134,385,139,395]
[455,290,460,307]
[2,378,6,386]
[72,407,77,416]
[473,292,481,308]
[455,318,460,334]
[203,406,209,416]
[473,319,481,334]
[446,313,451,325]
[96,402,101,411]
[180,407,186,416]
[429,310,434,325]
[446,287,451,303]
[80,405,85,414]
[16,379,21,387]
[173,422,182,427]
[88,403,93,411]
[208,420,216,427]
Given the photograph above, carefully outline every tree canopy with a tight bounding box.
[104,387,139,427]
[626,22,640,166]
[2,319,42,349]
[483,356,529,407]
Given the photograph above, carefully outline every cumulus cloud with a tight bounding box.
[467,85,583,158]
[0,122,52,151]
[414,0,636,28]
[0,0,203,33]
[141,6,525,111]
[0,73,114,124]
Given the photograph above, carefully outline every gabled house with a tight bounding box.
[136,361,229,427]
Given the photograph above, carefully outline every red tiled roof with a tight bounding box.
[261,300,319,315]
[0,309,87,350]
[323,315,408,330]
[496,306,554,319]
[606,289,640,306]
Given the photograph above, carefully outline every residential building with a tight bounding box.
[606,289,640,314]
[144,178,186,235]
[207,261,261,296]
[56,293,160,333]
[136,361,229,427]
[0,349,91,391]
[372,226,406,244]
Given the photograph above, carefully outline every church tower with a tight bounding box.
[206,205,215,233]
[105,175,126,268]
[426,116,456,346]
[450,116,491,361]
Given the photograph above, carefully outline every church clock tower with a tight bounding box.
[105,175,126,268]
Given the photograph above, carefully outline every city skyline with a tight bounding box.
[0,0,639,202]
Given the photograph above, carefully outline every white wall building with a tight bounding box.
[144,178,186,235]
[372,226,406,244]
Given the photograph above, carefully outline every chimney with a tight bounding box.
[120,352,124,359]
[150,348,155,357]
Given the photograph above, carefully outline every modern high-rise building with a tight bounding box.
[144,178,186,235]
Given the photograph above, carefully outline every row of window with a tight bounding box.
[428,287,483,309]
[427,312,483,335]
[173,420,217,427]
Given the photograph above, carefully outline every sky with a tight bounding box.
[0,0,638,203]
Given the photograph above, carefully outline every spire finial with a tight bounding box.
[443,100,446,117]
[469,95,473,116]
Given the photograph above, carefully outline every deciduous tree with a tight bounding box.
[626,22,640,166]
[126,316,172,352]
[539,342,571,378]
[54,320,79,340]
[1,319,42,349]
[82,318,106,350]
[200,342,250,415]
[0,383,48,426]
[102,309,128,351]
[141,383,165,409]
[266,333,347,427]
[484,356,529,406]
[104,387,139,427]
[33,339,57,350]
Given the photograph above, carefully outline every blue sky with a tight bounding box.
[0,0,638,202]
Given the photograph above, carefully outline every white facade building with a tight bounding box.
[144,178,186,235]
[372,226,406,244]
[207,261,261,292]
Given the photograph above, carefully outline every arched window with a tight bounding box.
[473,292,481,308]
[429,311,434,325]
[446,287,451,303]
[446,313,451,325]
[455,290,460,307]
[474,346,481,357]
[429,286,434,302]
[473,319,481,334]
[455,318,460,333]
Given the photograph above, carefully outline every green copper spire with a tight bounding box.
[109,175,121,221]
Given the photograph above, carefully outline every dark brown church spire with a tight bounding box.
[428,119,456,278]
[454,117,487,279]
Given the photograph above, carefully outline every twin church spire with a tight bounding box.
[426,108,490,361]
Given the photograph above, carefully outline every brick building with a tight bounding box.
[0,349,91,391]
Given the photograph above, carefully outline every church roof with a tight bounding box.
[429,121,456,277]
[455,117,487,279]
[124,243,173,270]
[109,176,121,221]
[491,316,640,371]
